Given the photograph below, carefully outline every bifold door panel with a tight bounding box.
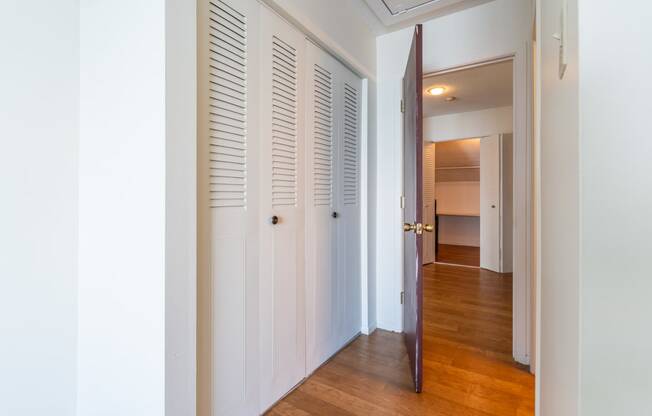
[305,42,339,373]
[259,7,306,411]
[337,68,362,348]
[198,1,261,415]
[199,1,362,414]
[305,43,363,374]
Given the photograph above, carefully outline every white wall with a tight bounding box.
[578,2,652,414]
[425,106,513,142]
[0,2,79,414]
[78,1,196,415]
[438,216,480,247]
[78,1,166,413]
[436,182,480,246]
[538,0,580,414]
[376,0,533,332]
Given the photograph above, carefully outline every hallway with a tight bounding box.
[267,263,534,415]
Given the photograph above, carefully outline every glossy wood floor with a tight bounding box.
[267,263,534,416]
[436,244,480,267]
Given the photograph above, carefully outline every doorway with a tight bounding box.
[411,52,534,413]
[422,60,514,271]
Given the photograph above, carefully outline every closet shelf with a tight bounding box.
[436,211,480,217]
[435,166,480,170]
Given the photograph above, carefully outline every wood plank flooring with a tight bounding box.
[435,244,480,267]
[266,263,534,416]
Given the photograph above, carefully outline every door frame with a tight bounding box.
[420,51,533,366]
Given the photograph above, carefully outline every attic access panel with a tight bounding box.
[382,0,443,15]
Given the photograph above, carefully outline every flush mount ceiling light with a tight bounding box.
[426,86,446,96]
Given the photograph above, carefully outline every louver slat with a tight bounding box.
[343,83,359,206]
[272,36,298,207]
[208,0,247,209]
[313,64,333,207]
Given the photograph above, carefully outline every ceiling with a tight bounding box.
[362,0,493,31]
[423,60,513,117]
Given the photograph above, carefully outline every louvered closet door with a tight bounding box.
[335,65,363,345]
[304,41,340,374]
[258,6,306,412]
[198,1,260,415]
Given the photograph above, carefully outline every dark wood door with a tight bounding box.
[402,24,424,393]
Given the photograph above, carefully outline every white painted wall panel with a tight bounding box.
[78,1,167,414]
[0,2,78,414]
[538,0,580,413]
[438,216,480,247]
[578,1,652,414]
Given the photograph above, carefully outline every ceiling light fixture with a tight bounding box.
[427,86,446,96]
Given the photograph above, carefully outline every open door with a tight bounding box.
[402,24,428,393]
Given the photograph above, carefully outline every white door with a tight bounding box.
[337,64,362,346]
[480,134,501,272]
[198,0,260,415]
[259,6,306,411]
[304,41,339,373]
[423,142,436,264]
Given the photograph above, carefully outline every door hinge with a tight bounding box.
[400,99,405,113]
[400,291,405,305]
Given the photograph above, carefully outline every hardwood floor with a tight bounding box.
[435,244,480,267]
[266,263,534,416]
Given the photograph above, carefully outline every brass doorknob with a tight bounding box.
[404,222,433,234]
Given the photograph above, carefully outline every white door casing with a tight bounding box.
[259,6,306,411]
[480,134,501,272]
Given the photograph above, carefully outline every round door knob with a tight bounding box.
[491,205,496,208]
[332,212,339,218]
[270,215,279,225]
